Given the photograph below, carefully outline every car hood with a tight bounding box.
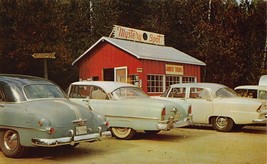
[25,99,102,128]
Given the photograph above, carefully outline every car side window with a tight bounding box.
[168,87,186,98]
[190,87,211,99]
[259,90,267,99]
[91,86,108,100]
[69,85,89,98]
[0,88,5,102]
[235,89,257,98]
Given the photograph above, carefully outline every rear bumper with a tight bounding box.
[252,118,267,124]
[157,114,193,130]
[174,115,194,128]
[32,128,112,147]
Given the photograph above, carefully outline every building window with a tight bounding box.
[182,76,196,83]
[128,75,139,86]
[147,74,164,93]
[166,75,181,89]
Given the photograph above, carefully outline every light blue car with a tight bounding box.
[67,81,193,140]
[0,74,110,158]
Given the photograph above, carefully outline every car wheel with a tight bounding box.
[211,116,234,132]
[144,130,161,135]
[111,127,136,140]
[0,130,27,158]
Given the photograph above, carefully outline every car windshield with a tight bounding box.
[215,87,239,98]
[111,87,149,99]
[24,84,66,99]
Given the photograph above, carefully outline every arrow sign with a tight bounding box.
[32,53,56,59]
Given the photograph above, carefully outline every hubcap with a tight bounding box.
[4,130,18,151]
[115,128,130,135]
[216,117,228,128]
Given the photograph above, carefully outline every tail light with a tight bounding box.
[161,107,166,120]
[188,105,192,115]
[105,121,110,127]
[48,127,55,134]
[38,120,43,127]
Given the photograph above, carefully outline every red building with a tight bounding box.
[72,36,205,96]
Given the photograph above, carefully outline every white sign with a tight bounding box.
[166,64,184,75]
[112,25,165,46]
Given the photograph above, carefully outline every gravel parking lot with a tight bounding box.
[0,125,266,164]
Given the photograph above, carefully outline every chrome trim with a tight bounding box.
[156,114,194,130]
[32,133,101,147]
[102,131,112,138]
[72,119,88,126]
[252,118,267,123]
[105,115,159,120]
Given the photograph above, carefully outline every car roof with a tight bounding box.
[235,85,259,90]
[0,74,53,86]
[170,83,227,93]
[235,85,267,91]
[71,81,135,93]
[259,75,267,86]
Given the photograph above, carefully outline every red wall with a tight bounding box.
[141,59,201,94]
[78,42,142,80]
[77,41,202,95]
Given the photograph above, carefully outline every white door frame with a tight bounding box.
[114,66,128,83]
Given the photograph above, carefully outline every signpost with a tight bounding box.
[32,53,56,79]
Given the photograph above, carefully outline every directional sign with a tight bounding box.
[32,53,56,59]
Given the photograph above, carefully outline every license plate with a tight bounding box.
[174,114,180,121]
[76,126,87,135]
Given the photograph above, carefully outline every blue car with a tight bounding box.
[0,74,110,158]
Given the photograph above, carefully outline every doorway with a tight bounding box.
[103,68,114,81]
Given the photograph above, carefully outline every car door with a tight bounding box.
[68,84,118,116]
[186,87,214,124]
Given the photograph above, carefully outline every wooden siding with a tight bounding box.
[78,42,142,80]
[141,60,201,93]
[77,40,202,95]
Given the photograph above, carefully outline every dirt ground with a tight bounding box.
[0,125,266,164]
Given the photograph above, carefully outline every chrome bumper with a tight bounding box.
[32,129,112,147]
[102,131,112,138]
[252,118,267,124]
[157,114,193,130]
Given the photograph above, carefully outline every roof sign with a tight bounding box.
[111,25,165,46]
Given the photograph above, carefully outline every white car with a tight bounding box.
[234,75,267,109]
[155,83,267,132]
[66,81,193,139]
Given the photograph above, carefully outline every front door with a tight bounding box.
[115,66,127,83]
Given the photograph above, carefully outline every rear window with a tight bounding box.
[235,89,257,98]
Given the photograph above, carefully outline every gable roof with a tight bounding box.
[72,37,206,66]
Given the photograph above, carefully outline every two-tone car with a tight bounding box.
[155,83,267,132]
[0,74,110,158]
[66,81,193,140]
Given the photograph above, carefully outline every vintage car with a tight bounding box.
[235,85,267,100]
[234,75,267,105]
[0,74,111,158]
[155,83,267,132]
[66,81,193,140]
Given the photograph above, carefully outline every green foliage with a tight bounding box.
[0,0,266,88]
